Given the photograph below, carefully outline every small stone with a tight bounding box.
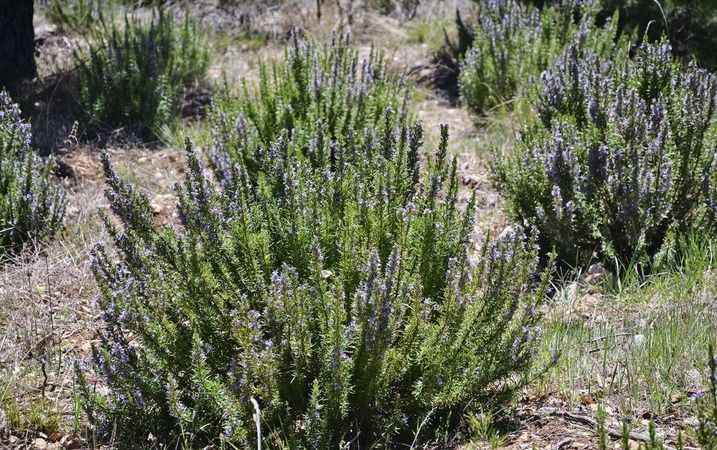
[579,392,595,406]
[151,194,175,215]
[684,416,699,428]
[584,263,607,284]
[461,174,481,188]
[587,263,606,275]
[497,225,514,241]
[62,437,82,450]
[33,437,49,449]
[687,368,702,384]
[564,282,579,303]
[633,334,646,346]
[320,269,333,279]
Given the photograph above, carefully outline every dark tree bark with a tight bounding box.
[0,0,36,90]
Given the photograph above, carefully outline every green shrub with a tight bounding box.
[458,0,622,114]
[211,35,409,179]
[75,8,210,141]
[494,39,717,270]
[79,38,551,449]
[460,1,573,113]
[0,91,66,261]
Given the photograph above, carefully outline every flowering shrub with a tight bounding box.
[494,39,717,270]
[0,91,66,260]
[75,8,209,140]
[79,38,551,449]
[458,0,624,114]
[212,34,405,167]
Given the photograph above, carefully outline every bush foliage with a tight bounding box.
[212,35,402,161]
[0,91,66,260]
[458,0,625,114]
[79,37,551,448]
[494,39,717,270]
[75,8,210,141]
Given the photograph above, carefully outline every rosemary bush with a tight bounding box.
[79,38,550,449]
[75,8,210,141]
[494,39,717,270]
[459,0,624,114]
[0,91,66,260]
[212,35,403,163]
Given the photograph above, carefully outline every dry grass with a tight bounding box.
[0,169,103,444]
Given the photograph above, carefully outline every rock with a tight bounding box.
[633,334,646,346]
[580,392,595,406]
[461,174,481,188]
[584,263,607,284]
[587,263,607,275]
[497,225,516,242]
[49,431,63,442]
[537,406,557,416]
[687,368,702,385]
[151,194,174,215]
[60,434,83,449]
[33,437,48,449]
[559,282,579,303]
[60,151,102,182]
[150,194,178,225]
[684,416,700,428]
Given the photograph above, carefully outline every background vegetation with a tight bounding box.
[75,8,209,141]
[0,91,66,262]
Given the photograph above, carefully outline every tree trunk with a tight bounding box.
[0,0,36,90]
